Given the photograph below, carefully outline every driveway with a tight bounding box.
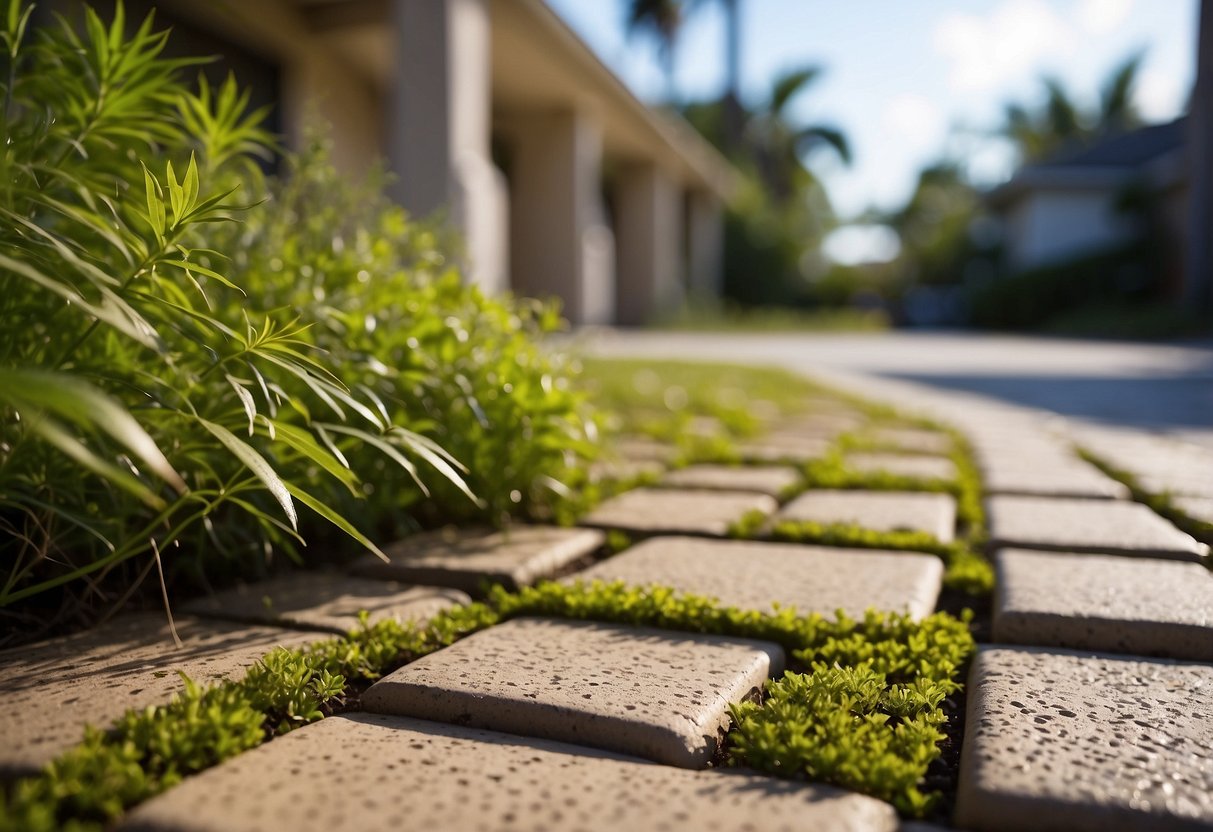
[579,330,1213,446]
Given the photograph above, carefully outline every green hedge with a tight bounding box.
[966,243,1154,329]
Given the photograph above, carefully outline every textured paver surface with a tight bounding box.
[866,426,953,454]
[614,437,678,463]
[993,549,1213,660]
[581,487,777,537]
[844,452,957,481]
[980,459,1129,499]
[986,495,1207,560]
[182,574,469,635]
[588,458,665,484]
[574,536,942,619]
[122,713,899,832]
[351,525,604,592]
[736,434,831,463]
[1173,495,1213,525]
[361,617,783,768]
[660,464,801,496]
[956,646,1213,832]
[0,615,316,775]
[773,489,957,542]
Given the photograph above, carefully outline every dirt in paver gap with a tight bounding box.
[921,673,969,825]
[936,587,992,644]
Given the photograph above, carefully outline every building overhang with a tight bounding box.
[295,0,738,201]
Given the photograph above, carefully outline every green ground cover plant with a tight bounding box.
[579,358,826,451]
[0,581,973,829]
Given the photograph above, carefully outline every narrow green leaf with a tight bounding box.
[265,419,360,496]
[285,483,386,562]
[0,368,185,492]
[198,418,297,529]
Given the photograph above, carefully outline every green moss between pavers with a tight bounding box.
[0,582,974,829]
[794,427,985,534]
[1077,449,1213,552]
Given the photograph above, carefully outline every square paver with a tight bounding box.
[573,536,942,619]
[660,464,801,496]
[350,525,604,592]
[613,437,677,463]
[182,574,469,635]
[0,615,317,775]
[736,435,831,464]
[981,460,1129,499]
[773,490,957,542]
[121,714,898,832]
[866,427,953,455]
[993,549,1213,661]
[581,487,777,537]
[588,458,665,484]
[956,646,1213,831]
[844,452,957,482]
[360,617,784,768]
[986,496,1207,561]
[1174,495,1213,526]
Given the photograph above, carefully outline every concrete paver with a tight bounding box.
[182,574,469,635]
[614,437,678,463]
[360,617,784,768]
[351,525,604,592]
[773,490,957,542]
[1173,495,1213,526]
[956,646,1213,831]
[986,496,1207,561]
[573,536,942,619]
[994,549,1213,660]
[0,615,317,776]
[582,487,777,537]
[588,458,666,484]
[122,713,899,832]
[660,464,801,496]
[864,426,952,455]
[844,452,957,481]
[980,461,1130,499]
[736,435,831,464]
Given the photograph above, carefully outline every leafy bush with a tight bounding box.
[209,139,599,534]
[0,1,419,612]
[0,1,596,619]
[966,243,1154,330]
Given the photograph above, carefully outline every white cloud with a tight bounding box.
[1136,65,1188,121]
[882,93,947,152]
[933,0,1068,93]
[823,225,901,266]
[1077,0,1135,35]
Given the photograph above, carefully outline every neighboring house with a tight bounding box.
[987,119,1188,290]
[58,0,737,326]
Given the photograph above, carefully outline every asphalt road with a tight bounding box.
[579,330,1213,446]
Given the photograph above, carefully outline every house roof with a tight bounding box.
[987,118,1188,207]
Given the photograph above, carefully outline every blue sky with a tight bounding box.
[546,0,1196,261]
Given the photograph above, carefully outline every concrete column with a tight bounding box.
[614,163,683,325]
[505,111,615,325]
[686,189,724,300]
[388,0,507,293]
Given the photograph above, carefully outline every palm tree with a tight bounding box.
[748,66,850,203]
[626,0,685,102]
[1000,53,1145,162]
